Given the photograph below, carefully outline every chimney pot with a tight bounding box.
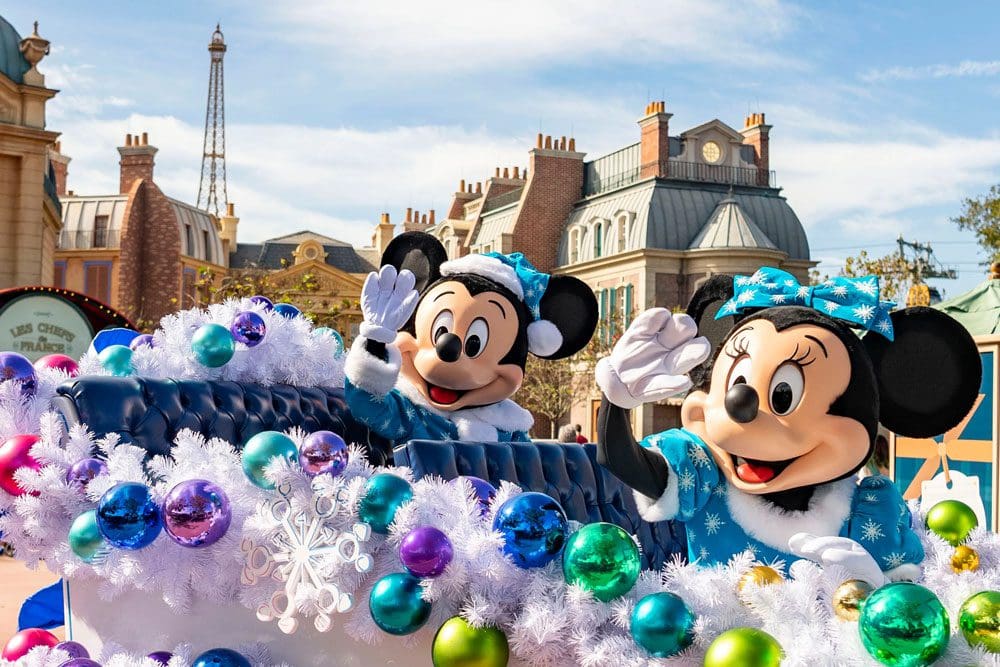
[429,210,435,224]
[502,167,509,178]
[141,132,148,146]
[568,138,576,151]
[125,134,133,147]
[459,180,466,192]
[544,135,552,149]
[536,133,543,148]
[406,207,412,222]
[67,190,74,196]
[495,167,500,177]
[226,202,235,216]
[422,214,427,224]
[559,136,566,150]
[513,166,520,178]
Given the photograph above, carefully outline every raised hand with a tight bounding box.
[359,265,419,344]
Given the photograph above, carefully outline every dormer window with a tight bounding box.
[702,140,722,164]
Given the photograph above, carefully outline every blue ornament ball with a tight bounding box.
[368,572,432,635]
[0,351,38,396]
[630,592,696,658]
[98,345,133,376]
[192,323,236,367]
[249,295,273,311]
[230,311,266,347]
[312,327,345,355]
[493,492,568,568]
[359,473,413,533]
[96,482,162,549]
[273,303,301,319]
[69,509,107,562]
[242,431,298,489]
[192,648,251,667]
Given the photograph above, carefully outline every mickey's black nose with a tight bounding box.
[435,333,463,362]
[725,384,759,423]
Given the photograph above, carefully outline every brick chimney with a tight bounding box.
[118,132,158,193]
[373,213,395,255]
[48,141,70,196]
[740,113,772,186]
[638,101,672,180]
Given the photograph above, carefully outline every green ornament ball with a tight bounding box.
[925,500,978,546]
[703,628,782,667]
[241,431,298,489]
[959,590,1000,653]
[561,522,640,602]
[432,616,509,667]
[192,323,236,368]
[630,592,695,658]
[368,572,431,636]
[359,473,413,534]
[859,582,950,667]
[68,509,107,563]
[98,344,133,376]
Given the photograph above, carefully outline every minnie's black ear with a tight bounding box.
[863,307,981,438]
[537,275,598,360]
[684,275,740,387]
[380,232,447,293]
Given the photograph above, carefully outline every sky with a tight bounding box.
[7,1,1000,298]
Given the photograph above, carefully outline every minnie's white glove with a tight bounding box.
[788,533,889,588]
[595,308,711,409]
[359,266,419,344]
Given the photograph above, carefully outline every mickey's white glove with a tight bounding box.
[788,533,889,588]
[359,266,419,344]
[595,308,711,409]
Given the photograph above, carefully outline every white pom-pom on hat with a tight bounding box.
[527,319,563,357]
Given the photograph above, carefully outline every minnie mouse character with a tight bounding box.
[345,232,598,443]
[596,267,981,585]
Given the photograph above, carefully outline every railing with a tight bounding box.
[582,160,777,197]
[58,229,121,250]
[481,188,523,213]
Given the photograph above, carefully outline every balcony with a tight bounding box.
[58,229,120,250]
[583,160,777,197]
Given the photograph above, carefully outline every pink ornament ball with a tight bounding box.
[0,434,41,496]
[2,627,60,661]
[34,353,80,377]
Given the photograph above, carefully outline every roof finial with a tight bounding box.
[33,21,39,35]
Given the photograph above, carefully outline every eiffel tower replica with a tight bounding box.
[197,24,228,217]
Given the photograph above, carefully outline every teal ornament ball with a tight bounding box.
[241,431,298,489]
[368,572,431,635]
[98,344,133,376]
[68,510,107,562]
[192,323,236,368]
[859,582,950,667]
[359,473,413,533]
[313,327,345,355]
[630,592,696,657]
[562,522,640,601]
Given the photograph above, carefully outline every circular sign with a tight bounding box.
[0,294,94,361]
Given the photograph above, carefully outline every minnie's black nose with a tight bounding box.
[435,333,463,362]
[725,384,759,423]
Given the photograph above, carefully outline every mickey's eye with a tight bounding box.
[431,310,454,343]
[727,356,752,389]
[769,362,804,416]
[464,318,489,358]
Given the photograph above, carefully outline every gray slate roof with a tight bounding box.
[231,230,377,274]
[688,197,778,250]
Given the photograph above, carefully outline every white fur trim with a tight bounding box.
[633,446,680,522]
[441,255,523,300]
[527,319,563,357]
[726,478,856,553]
[885,563,922,582]
[396,376,534,442]
[344,337,401,398]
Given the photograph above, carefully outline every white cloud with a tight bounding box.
[862,60,1000,83]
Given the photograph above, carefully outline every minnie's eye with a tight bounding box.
[464,318,489,358]
[727,356,752,390]
[431,310,454,343]
[769,362,804,415]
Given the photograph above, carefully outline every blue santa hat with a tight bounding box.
[439,252,563,357]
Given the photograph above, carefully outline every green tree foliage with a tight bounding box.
[952,184,1000,262]
[813,250,916,303]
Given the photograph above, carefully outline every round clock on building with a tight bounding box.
[702,140,722,164]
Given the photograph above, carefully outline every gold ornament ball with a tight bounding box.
[832,579,874,622]
[951,545,980,573]
[737,565,784,597]
[703,628,783,667]
[924,499,978,546]
[959,591,1000,653]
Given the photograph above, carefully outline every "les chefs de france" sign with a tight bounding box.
[0,294,94,361]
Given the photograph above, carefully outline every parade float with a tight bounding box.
[1,259,1000,666]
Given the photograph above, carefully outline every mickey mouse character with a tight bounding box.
[596,267,981,585]
[345,232,598,443]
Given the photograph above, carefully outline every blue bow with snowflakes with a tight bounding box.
[715,267,896,340]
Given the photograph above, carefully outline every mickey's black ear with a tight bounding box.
[380,232,447,293]
[537,275,598,360]
[863,307,981,438]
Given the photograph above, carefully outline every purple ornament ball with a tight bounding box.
[249,295,273,311]
[230,311,266,347]
[162,479,232,548]
[451,476,497,517]
[129,334,155,351]
[59,659,101,667]
[54,641,89,659]
[298,430,349,477]
[0,352,37,397]
[66,458,108,488]
[399,525,453,578]
[146,652,173,665]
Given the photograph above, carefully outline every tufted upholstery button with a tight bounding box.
[394,440,687,570]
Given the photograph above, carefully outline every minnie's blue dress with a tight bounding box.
[636,428,924,575]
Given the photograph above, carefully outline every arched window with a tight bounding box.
[594,221,604,258]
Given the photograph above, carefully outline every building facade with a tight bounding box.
[0,18,61,289]
[416,101,814,438]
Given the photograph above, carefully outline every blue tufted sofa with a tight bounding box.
[51,377,686,570]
